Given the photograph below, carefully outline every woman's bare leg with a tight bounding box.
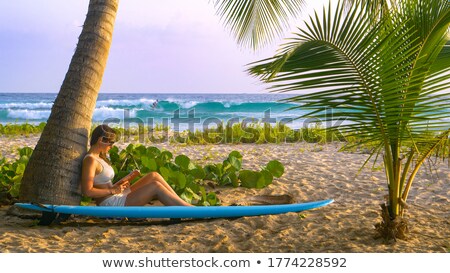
[125,180,192,206]
[131,172,177,195]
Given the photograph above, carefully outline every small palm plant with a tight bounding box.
[249,0,450,240]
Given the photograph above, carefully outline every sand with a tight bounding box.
[0,135,449,253]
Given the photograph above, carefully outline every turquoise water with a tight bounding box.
[0,93,309,130]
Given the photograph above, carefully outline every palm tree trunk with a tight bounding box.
[19,0,119,205]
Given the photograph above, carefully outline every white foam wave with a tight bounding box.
[164,98,255,109]
[93,107,139,121]
[212,100,247,108]
[7,109,51,120]
[165,97,200,108]
[96,98,156,109]
[5,107,139,121]
[0,102,53,110]
[210,100,287,107]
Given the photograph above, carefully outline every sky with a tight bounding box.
[0,0,326,94]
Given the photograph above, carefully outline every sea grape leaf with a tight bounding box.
[239,170,260,188]
[148,158,158,171]
[256,173,266,189]
[9,177,21,197]
[141,156,157,171]
[206,192,219,206]
[228,155,241,171]
[203,165,214,179]
[228,172,239,187]
[174,172,186,189]
[185,176,200,192]
[200,186,207,201]
[159,151,173,163]
[266,160,284,178]
[125,144,135,153]
[168,171,187,190]
[219,174,232,186]
[18,156,29,164]
[134,145,147,157]
[18,147,33,158]
[180,192,192,203]
[175,155,190,170]
[159,166,170,181]
[109,146,120,162]
[229,151,243,161]
[15,163,26,175]
[147,146,161,157]
[185,187,201,201]
[215,163,223,177]
[222,160,234,173]
[141,155,150,167]
[198,187,219,206]
[260,169,274,187]
[189,166,206,180]
[165,162,180,172]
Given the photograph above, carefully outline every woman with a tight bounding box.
[81,124,191,207]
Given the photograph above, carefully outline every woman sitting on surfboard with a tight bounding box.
[81,124,192,207]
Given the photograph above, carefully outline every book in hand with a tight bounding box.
[116,170,141,185]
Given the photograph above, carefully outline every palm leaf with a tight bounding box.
[430,40,450,74]
[211,0,305,49]
[249,0,450,151]
[401,129,450,202]
[397,0,450,133]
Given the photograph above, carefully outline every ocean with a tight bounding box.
[0,93,310,131]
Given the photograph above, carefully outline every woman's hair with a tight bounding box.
[90,124,117,164]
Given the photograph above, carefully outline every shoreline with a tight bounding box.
[1,135,449,252]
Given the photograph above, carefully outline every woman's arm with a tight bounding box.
[81,156,115,198]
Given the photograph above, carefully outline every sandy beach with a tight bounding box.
[0,135,449,253]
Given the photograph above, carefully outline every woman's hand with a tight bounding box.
[110,180,130,195]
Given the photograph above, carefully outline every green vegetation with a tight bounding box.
[202,150,284,189]
[0,122,46,136]
[106,144,283,205]
[2,121,346,144]
[1,145,284,206]
[171,122,346,144]
[0,147,33,204]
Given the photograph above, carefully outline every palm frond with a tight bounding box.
[401,129,450,202]
[249,0,450,153]
[343,0,393,18]
[430,40,450,74]
[398,0,450,132]
[211,0,305,49]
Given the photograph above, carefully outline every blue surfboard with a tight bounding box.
[14,199,333,219]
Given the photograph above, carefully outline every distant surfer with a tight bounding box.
[151,99,159,109]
